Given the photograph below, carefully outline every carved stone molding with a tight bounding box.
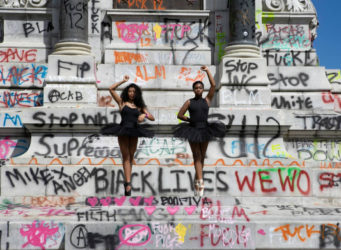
[0,0,48,7]
[263,0,314,12]
[310,16,319,42]
[264,0,285,12]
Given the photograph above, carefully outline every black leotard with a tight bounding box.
[174,97,225,142]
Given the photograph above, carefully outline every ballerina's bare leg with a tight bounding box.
[118,136,133,193]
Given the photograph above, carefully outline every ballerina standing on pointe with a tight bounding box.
[101,75,154,196]
[175,66,225,196]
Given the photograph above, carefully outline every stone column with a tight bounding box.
[53,0,91,55]
[44,0,97,107]
[218,0,270,108]
[224,0,260,58]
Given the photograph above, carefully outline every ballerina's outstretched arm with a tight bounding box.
[109,75,129,109]
[201,66,216,106]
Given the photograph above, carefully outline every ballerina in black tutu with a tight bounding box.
[175,66,225,196]
[101,75,155,196]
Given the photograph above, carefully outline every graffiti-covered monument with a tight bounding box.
[0,0,339,249]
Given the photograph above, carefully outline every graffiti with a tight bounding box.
[134,65,165,82]
[199,224,251,248]
[6,166,92,195]
[0,137,17,159]
[20,220,62,250]
[178,66,205,83]
[0,137,28,159]
[327,71,341,85]
[319,172,341,191]
[216,32,226,61]
[35,134,120,157]
[63,0,87,30]
[115,18,213,48]
[0,198,30,210]
[135,137,187,158]
[0,91,43,108]
[69,224,90,248]
[114,51,146,64]
[235,168,310,195]
[98,95,115,107]
[262,204,341,216]
[268,72,309,87]
[299,147,341,162]
[288,139,341,161]
[0,64,47,86]
[69,222,185,249]
[115,0,202,10]
[220,89,264,106]
[0,206,75,218]
[263,49,316,66]
[116,22,149,43]
[48,89,83,103]
[258,24,311,50]
[21,196,75,207]
[101,20,112,41]
[84,195,201,207]
[77,208,117,221]
[153,222,184,248]
[118,224,151,248]
[224,59,258,86]
[200,199,250,224]
[321,92,341,111]
[217,114,284,159]
[215,14,226,62]
[295,115,341,130]
[5,166,229,195]
[1,113,22,127]
[22,21,54,37]
[57,60,90,78]
[116,0,166,10]
[160,23,191,41]
[274,224,320,242]
[321,162,341,169]
[271,223,341,248]
[225,59,258,75]
[271,95,313,109]
[33,110,118,127]
[0,48,37,63]
[320,223,341,248]
[90,0,100,34]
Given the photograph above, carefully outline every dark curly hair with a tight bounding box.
[121,83,146,109]
[192,81,204,89]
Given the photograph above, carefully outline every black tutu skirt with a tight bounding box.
[174,121,225,143]
[100,122,154,137]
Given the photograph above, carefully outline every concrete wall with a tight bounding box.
[0,0,340,249]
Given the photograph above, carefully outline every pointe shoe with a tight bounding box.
[194,179,204,197]
[124,182,131,196]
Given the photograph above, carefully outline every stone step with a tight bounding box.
[1,196,340,221]
[0,196,340,249]
[0,219,339,249]
[2,164,339,198]
[7,157,311,167]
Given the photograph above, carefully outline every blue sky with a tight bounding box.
[312,0,341,69]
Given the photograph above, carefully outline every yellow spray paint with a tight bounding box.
[175,223,187,243]
[153,23,162,39]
